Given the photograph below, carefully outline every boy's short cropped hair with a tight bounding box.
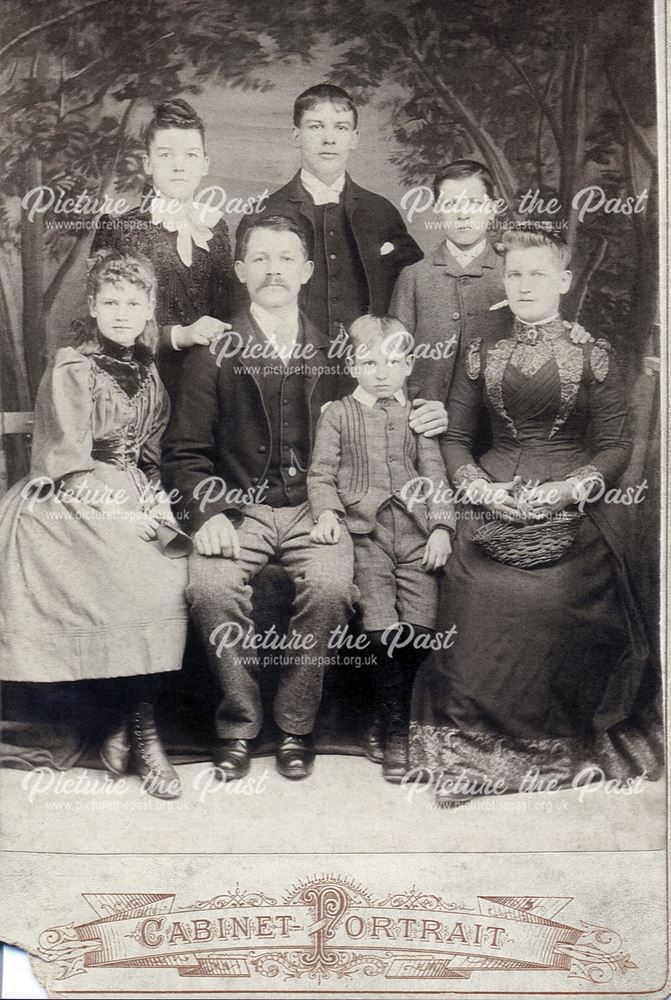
[349,314,415,359]
[145,99,205,153]
[293,84,358,129]
[501,224,571,269]
[236,214,310,261]
[432,159,495,202]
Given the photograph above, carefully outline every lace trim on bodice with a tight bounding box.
[90,353,152,402]
[483,320,585,439]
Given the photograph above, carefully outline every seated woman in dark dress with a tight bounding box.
[410,226,655,806]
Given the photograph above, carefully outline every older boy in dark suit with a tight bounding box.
[236,84,422,341]
[236,84,448,443]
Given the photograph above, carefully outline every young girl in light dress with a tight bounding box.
[0,250,190,798]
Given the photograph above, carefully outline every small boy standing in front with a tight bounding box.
[93,99,233,400]
[308,316,455,783]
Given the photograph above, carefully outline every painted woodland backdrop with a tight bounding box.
[0,0,660,500]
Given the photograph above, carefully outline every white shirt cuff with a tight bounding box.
[170,326,182,351]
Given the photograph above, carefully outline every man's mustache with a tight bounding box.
[259,278,289,289]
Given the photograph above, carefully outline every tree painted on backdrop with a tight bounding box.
[323,0,657,355]
[0,0,321,437]
[0,0,657,484]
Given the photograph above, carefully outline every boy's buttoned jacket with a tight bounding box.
[308,394,456,536]
[390,239,509,404]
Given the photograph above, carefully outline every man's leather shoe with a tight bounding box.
[276,733,315,780]
[382,731,408,784]
[214,739,251,781]
[363,717,384,765]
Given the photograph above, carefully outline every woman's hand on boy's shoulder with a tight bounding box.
[565,320,594,345]
[409,398,448,438]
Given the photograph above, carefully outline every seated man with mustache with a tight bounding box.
[162,215,358,781]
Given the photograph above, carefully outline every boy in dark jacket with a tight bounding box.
[235,85,422,341]
[93,99,233,400]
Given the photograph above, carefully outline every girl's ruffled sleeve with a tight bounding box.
[29,348,96,486]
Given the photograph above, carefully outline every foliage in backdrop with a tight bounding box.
[0,0,658,482]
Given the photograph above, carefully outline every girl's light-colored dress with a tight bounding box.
[0,340,189,682]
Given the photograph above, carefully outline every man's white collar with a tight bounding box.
[301,169,346,205]
[249,302,300,337]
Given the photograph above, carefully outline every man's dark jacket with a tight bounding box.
[161,308,342,533]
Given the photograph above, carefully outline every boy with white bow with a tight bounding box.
[93,99,233,400]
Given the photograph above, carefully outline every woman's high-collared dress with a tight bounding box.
[410,316,653,792]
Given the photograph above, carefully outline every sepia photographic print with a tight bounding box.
[0,0,667,996]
